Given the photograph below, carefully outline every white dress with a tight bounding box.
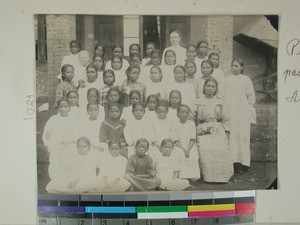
[160,64,176,85]
[77,78,102,109]
[124,116,154,156]
[166,82,195,107]
[111,68,127,87]
[46,145,103,193]
[42,114,77,148]
[193,97,233,182]
[224,74,256,167]
[151,117,173,160]
[171,120,200,180]
[156,155,190,191]
[211,68,225,100]
[195,56,208,76]
[196,74,224,100]
[162,46,187,66]
[77,117,104,148]
[99,153,130,192]
[58,54,79,80]
[168,107,179,122]
[147,81,168,99]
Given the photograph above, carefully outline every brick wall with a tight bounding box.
[204,16,234,77]
[44,15,76,106]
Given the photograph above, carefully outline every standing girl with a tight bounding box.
[54,64,76,107]
[93,55,106,88]
[99,103,127,157]
[66,90,81,118]
[151,100,173,160]
[197,59,224,99]
[142,42,156,66]
[77,62,102,109]
[94,43,105,58]
[171,104,200,181]
[147,66,166,99]
[121,90,141,120]
[59,40,81,80]
[185,61,202,96]
[145,94,159,121]
[124,102,153,157]
[129,43,141,56]
[161,50,177,84]
[103,86,123,118]
[140,49,161,84]
[110,55,127,87]
[99,69,115,106]
[195,40,208,72]
[209,53,225,99]
[224,58,256,174]
[105,45,130,71]
[121,65,146,104]
[167,65,195,107]
[168,90,182,122]
[194,77,233,182]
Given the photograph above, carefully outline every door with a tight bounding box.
[94,16,123,60]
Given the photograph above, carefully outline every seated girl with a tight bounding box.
[124,138,160,191]
[46,136,103,193]
[156,139,191,191]
[99,141,130,192]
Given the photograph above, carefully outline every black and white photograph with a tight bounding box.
[36,14,278,194]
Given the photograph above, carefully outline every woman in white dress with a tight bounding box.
[224,58,256,174]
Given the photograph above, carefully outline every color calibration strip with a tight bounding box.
[38,191,255,224]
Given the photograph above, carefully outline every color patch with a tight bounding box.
[188,204,235,212]
[85,206,136,213]
[189,210,236,218]
[137,206,186,213]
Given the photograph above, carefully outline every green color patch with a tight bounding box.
[137,206,187,213]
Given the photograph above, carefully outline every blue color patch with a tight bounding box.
[85,206,136,213]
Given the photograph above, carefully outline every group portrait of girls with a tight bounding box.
[42,29,256,193]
